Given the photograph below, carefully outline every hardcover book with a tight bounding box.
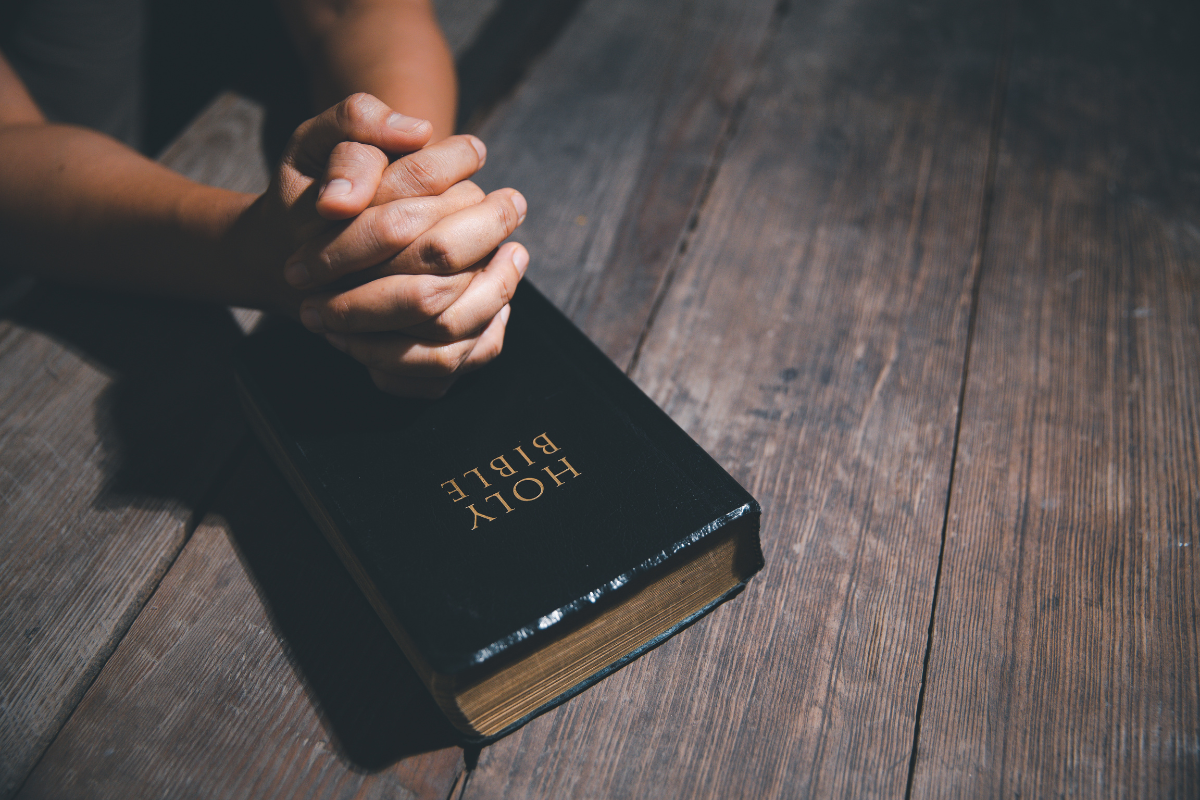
[234,281,763,741]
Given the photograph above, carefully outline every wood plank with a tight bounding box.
[0,5,506,794]
[461,0,1008,795]
[0,97,264,798]
[15,0,783,789]
[19,446,464,800]
[156,92,271,195]
[911,0,1200,795]
[469,0,781,366]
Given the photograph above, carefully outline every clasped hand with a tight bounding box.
[240,93,527,398]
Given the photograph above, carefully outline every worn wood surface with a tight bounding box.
[911,0,1200,796]
[0,4,502,796]
[20,447,464,800]
[6,0,1199,796]
[461,0,1006,795]
[470,0,780,366]
[15,0,787,795]
[0,96,262,799]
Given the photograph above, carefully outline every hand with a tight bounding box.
[271,105,529,398]
[285,180,528,397]
[228,92,489,317]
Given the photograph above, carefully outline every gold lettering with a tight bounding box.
[513,445,535,466]
[463,467,491,489]
[512,477,545,502]
[467,504,495,530]
[442,479,467,502]
[485,492,515,513]
[532,433,559,454]
[490,455,516,477]
[543,457,581,486]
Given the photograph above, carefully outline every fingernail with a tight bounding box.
[388,113,428,133]
[468,136,487,166]
[512,245,529,278]
[326,334,347,351]
[500,304,512,324]
[284,262,310,288]
[320,178,352,199]
[300,308,324,332]
[509,190,527,224]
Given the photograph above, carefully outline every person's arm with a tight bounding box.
[0,56,427,307]
[1,55,523,394]
[0,52,262,304]
[280,0,457,140]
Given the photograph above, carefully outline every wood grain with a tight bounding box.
[469,0,781,366]
[14,0,786,789]
[911,0,1200,796]
[461,0,1007,796]
[0,96,265,796]
[19,447,463,800]
[0,3,507,794]
[156,92,271,195]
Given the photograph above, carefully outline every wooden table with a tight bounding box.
[3,0,1196,797]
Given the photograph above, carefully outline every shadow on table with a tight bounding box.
[213,441,467,767]
[2,0,591,772]
[1,279,246,512]
[1,278,461,767]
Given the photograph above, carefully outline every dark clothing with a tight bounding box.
[2,0,145,148]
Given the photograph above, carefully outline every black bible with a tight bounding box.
[234,282,763,741]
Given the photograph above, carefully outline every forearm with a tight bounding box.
[0,123,277,307]
[283,0,457,140]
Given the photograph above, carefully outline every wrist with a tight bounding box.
[202,187,302,315]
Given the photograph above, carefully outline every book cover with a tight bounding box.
[234,281,763,741]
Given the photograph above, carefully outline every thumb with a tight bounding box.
[284,93,432,179]
[314,141,390,220]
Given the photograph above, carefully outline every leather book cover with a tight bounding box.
[234,281,763,741]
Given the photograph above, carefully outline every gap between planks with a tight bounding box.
[901,2,1018,796]
[624,0,794,378]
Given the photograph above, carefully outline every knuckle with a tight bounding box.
[378,204,417,250]
[324,296,354,329]
[329,140,356,160]
[429,346,464,377]
[493,196,519,232]
[411,277,455,319]
[480,334,504,364]
[340,141,382,168]
[495,270,515,306]
[401,154,441,195]
[338,93,373,128]
[424,307,462,341]
[418,234,457,274]
[451,135,480,162]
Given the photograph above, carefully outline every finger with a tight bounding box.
[336,308,509,380]
[315,141,390,221]
[452,303,510,372]
[285,181,486,289]
[300,270,476,334]
[328,330,476,377]
[378,188,527,277]
[373,135,488,205]
[406,242,528,342]
[284,93,431,179]
[298,239,525,334]
[348,305,511,396]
